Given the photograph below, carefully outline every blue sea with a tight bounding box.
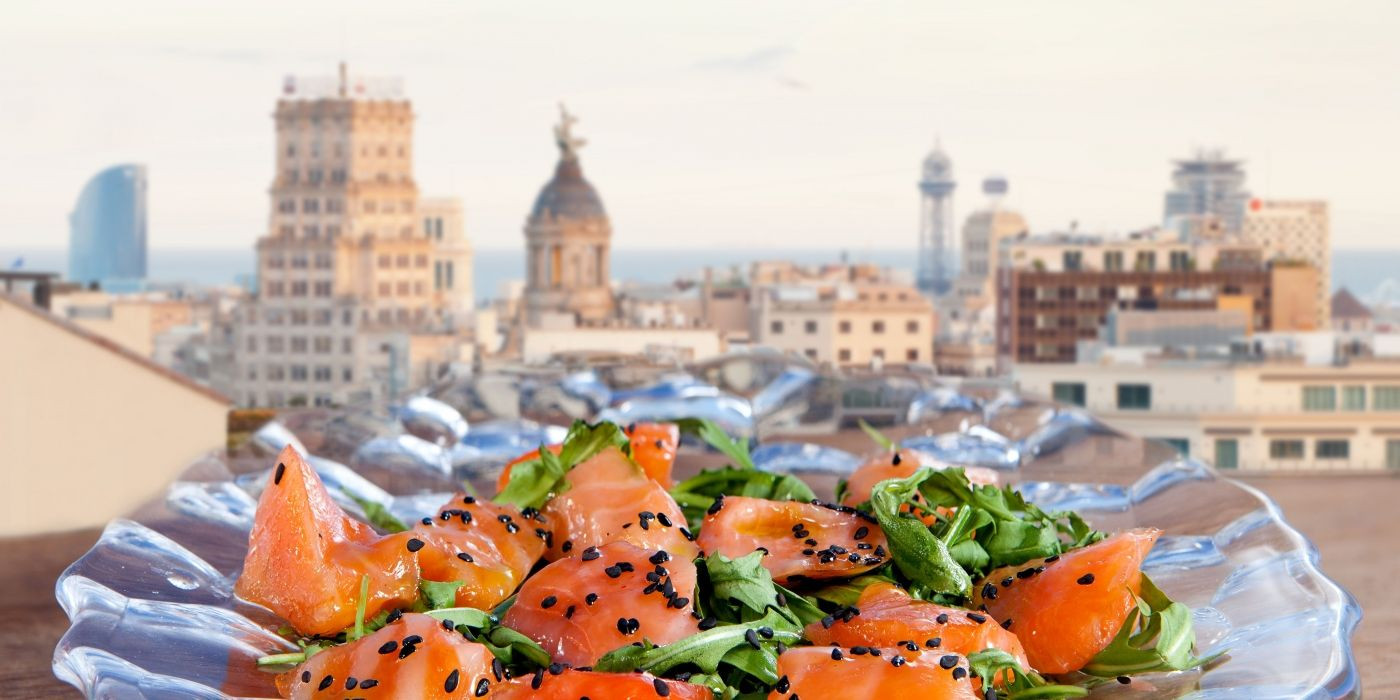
[3,247,1397,303]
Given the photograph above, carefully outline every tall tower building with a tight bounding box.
[523,105,614,326]
[952,176,1028,306]
[917,144,956,297]
[1163,149,1251,236]
[422,197,474,324]
[69,164,147,291]
[1242,198,1331,327]
[233,64,466,408]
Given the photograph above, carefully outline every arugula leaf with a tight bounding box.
[670,467,815,529]
[594,608,801,686]
[675,418,754,470]
[343,490,408,533]
[349,575,370,640]
[1081,574,1218,677]
[255,638,331,669]
[858,419,897,451]
[698,551,822,633]
[419,579,464,610]
[966,648,1088,699]
[495,420,630,509]
[427,607,552,669]
[869,469,972,597]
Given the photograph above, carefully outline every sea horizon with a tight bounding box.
[4,246,1398,304]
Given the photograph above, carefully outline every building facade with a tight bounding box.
[69,163,148,290]
[523,106,615,326]
[1242,198,1331,328]
[232,65,468,408]
[1016,352,1400,472]
[422,196,474,323]
[756,282,935,367]
[995,234,1319,365]
[1163,150,1250,235]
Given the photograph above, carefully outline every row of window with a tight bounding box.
[282,169,410,186]
[267,253,334,270]
[285,142,407,160]
[251,308,354,326]
[249,364,353,383]
[275,224,346,239]
[248,336,354,355]
[1051,381,1150,410]
[247,392,337,408]
[1196,438,1399,469]
[376,281,427,297]
[277,198,347,214]
[1059,249,1193,273]
[770,319,920,335]
[264,281,335,298]
[1301,385,1400,411]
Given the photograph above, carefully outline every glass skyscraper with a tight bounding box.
[68,164,148,289]
[1163,150,1250,237]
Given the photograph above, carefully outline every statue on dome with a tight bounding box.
[554,102,586,161]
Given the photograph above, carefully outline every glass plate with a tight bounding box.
[52,363,1362,698]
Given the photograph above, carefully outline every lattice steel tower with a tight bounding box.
[917,143,956,296]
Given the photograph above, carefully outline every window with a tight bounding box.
[905,348,919,361]
[1062,251,1083,271]
[906,320,919,333]
[805,320,818,334]
[290,337,308,353]
[314,281,332,297]
[396,255,409,268]
[1169,250,1191,271]
[1375,387,1400,410]
[872,320,885,334]
[1315,440,1349,459]
[267,365,285,381]
[342,338,354,353]
[770,320,784,334]
[267,255,285,269]
[379,282,391,296]
[872,348,885,360]
[1342,386,1366,411]
[1302,386,1336,411]
[839,321,852,334]
[415,254,429,268]
[1116,383,1151,410]
[1052,382,1086,407]
[1162,438,1190,457]
[1269,440,1305,460]
[267,336,285,353]
[396,281,410,296]
[343,368,354,382]
[377,255,391,268]
[1077,286,1099,301]
[290,281,308,297]
[1134,251,1156,272]
[838,349,851,362]
[804,348,817,360]
[266,281,285,297]
[313,337,332,354]
[1103,251,1124,272]
[313,366,332,382]
[290,365,308,381]
[313,310,332,326]
[1215,439,1239,469]
[1387,440,1400,469]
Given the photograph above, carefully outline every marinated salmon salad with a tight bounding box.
[244,419,1212,699]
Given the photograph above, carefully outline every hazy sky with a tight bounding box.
[1,1,1396,252]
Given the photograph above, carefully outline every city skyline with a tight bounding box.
[1,1,1396,254]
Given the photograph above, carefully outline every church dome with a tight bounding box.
[530,158,607,221]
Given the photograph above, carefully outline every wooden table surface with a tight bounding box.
[4,476,1396,697]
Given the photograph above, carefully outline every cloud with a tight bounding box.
[692,45,795,73]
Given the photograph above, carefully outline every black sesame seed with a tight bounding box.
[403,635,423,645]
[892,452,902,465]
[541,595,557,609]
[967,613,987,624]
[925,637,941,648]
[670,596,690,609]
[582,547,601,561]
[585,593,599,605]
[565,604,576,618]
[1117,675,1131,684]
[301,670,311,683]
[562,540,573,553]
[744,628,761,649]
[444,669,460,693]
[649,550,671,565]
[935,613,949,624]
[386,609,403,624]
[656,513,673,527]
[654,677,671,696]
[1001,618,1013,630]
[548,662,565,675]
[457,551,475,563]
[604,565,623,578]
[531,669,544,690]
[939,655,959,669]
[406,538,425,552]
[492,658,504,682]
[851,646,868,655]
[776,591,787,607]
[699,617,717,630]
[831,648,843,660]
[853,526,869,540]
[1045,554,1060,563]
[1001,576,1014,587]
[378,640,398,654]
[707,495,725,515]
[360,679,379,689]
[474,678,491,696]
[820,614,835,629]
[891,655,906,667]
[274,463,286,485]
[982,583,999,600]
[1078,573,1096,585]
[318,674,334,690]
[953,667,968,680]
[775,675,791,692]
[398,643,417,659]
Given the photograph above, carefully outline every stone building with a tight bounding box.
[522,106,615,326]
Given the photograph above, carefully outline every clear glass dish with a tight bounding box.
[52,363,1362,698]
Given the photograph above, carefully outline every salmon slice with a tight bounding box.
[541,447,698,561]
[501,541,701,666]
[805,582,1029,672]
[276,613,497,699]
[769,646,979,700]
[236,446,419,637]
[410,495,550,610]
[495,422,678,492]
[841,449,999,509]
[695,496,888,584]
[494,668,712,699]
[971,528,1162,674]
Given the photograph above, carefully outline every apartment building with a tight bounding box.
[995,232,1319,366]
[1242,198,1331,328]
[1016,338,1400,471]
[232,65,469,408]
[756,282,935,367]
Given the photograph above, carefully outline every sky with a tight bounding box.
[1,0,1397,253]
